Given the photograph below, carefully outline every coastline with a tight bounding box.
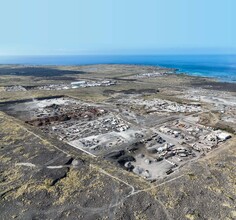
[0,64,235,93]
[169,71,236,92]
[0,54,235,83]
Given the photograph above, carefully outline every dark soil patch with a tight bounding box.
[191,80,236,92]
[103,89,159,95]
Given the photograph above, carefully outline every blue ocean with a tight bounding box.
[0,55,235,83]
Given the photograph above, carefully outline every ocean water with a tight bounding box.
[0,55,235,83]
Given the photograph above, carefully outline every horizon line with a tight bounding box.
[0,53,236,57]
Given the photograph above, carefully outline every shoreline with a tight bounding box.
[176,70,236,84]
[0,64,235,93]
[0,54,235,83]
[0,63,235,83]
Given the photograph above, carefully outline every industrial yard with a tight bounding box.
[4,80,116,92]
[1,92,232,180]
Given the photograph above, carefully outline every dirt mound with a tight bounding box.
[25,114,71,126]
[25,107,106,127]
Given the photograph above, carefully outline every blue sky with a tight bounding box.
[0,0,235,55]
